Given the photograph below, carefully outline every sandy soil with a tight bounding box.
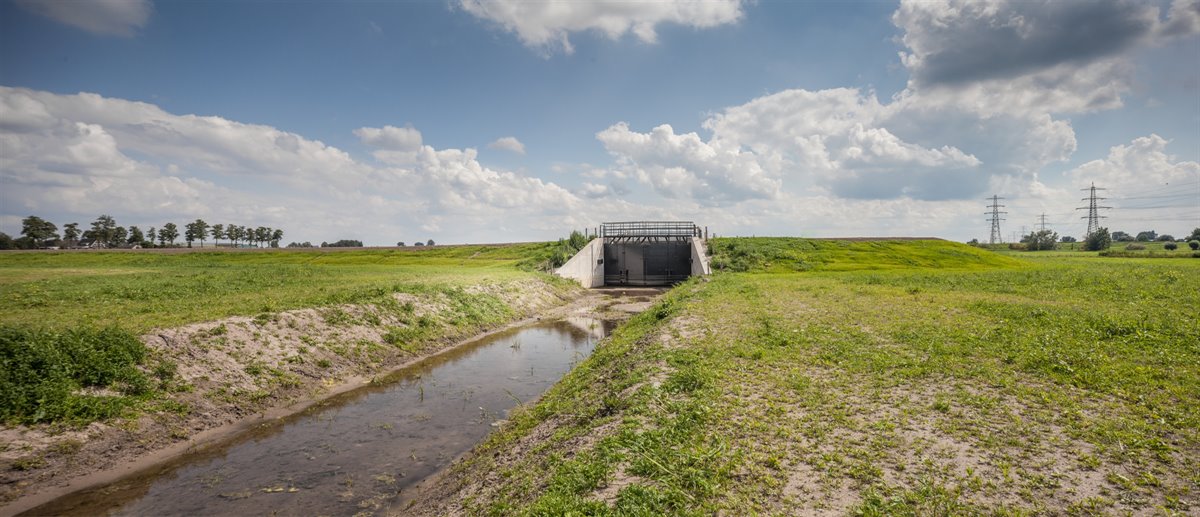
[0,277,595,515]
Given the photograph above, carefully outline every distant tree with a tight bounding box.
[184,221,197,247]
[1135,230,1157,242]
[322,239,363,248]
[426,239,435,246]
[1190,240,1200,251]
[1024,229,1058,251]
[1156,234,1174,242]
[286,241,313,248]
[1164,242,1178,251]
[225,224,238,246]
[0,232,13,250]
[128,226,145,246]
[397,241,405,247]
[62,222,81,247]
[255,227,270,247]
[1110,231,1133,242]
[1190,228,1200,242]
[147,227,157,247]
[1060,236,1077,243]
[966,238,979,245]
[21,216,59,247]
[271,229,283,248]
[1084,227,1112,251]
[210,224,224,246]
[160,223,179,246]
[196,219,211,247]
[413,241,424,247]
[87,215,118,248]
[110,227,127,248]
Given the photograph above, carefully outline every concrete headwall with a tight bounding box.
[690,237,711,276]
[554,238,605,288]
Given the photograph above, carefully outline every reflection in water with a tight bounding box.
[28,318,613,517]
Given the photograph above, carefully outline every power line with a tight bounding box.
[986,195,1006,244]
[1077,183,1111,237]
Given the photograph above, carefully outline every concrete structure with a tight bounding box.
[554,237,605,288]
[555,222,711,287]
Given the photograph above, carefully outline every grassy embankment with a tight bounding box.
[0,244,571,427]
[427,239,1199,515]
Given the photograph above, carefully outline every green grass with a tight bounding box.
[0,244,569,427]
[438,239,1200,515]
[0,243,560,331]
[709,237,1024,273]
[0,326,151,425]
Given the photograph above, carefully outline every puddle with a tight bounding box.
[25,317,615,516]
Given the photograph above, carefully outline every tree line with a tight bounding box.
[971,227,1200,252]
[0,215,284,250]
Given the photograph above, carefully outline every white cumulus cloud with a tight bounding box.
[596,122,782,205]
[487,136,526,155]
[458,0,745,54]
[1066,134,1200,192]
[15,0,153,37]
[0,87,591,245]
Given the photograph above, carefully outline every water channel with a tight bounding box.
[24,315,618,516]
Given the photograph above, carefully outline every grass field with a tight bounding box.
[428,239,1200,515]
[0,244,556,331]
[0,244,566,427]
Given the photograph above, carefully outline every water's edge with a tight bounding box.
[15,288,659,516]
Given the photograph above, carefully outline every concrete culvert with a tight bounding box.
[555,221,711,287]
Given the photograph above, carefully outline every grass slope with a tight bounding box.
[709,237,1023,273]
[430,239,1199,515]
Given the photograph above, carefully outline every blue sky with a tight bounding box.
[2,0,1198,245]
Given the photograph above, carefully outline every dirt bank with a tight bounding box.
[0,277,601,514]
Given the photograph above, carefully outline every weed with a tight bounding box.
[0,325,150,425]
[50,439,83,456]
[11,456,47,471]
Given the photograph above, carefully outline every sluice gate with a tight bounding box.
[555,221,711,288]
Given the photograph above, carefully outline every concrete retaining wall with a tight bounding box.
[690,237,711,276]
[554,238,605,288]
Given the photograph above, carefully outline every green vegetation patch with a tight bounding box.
[434,241,1199,515]
[0,244,564,331]
[708,237,1023,273]
[0,326,150,425]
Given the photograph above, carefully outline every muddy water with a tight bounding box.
[27,316,615,516]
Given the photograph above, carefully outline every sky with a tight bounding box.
[1,0,1198,246]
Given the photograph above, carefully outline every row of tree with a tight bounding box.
[1059,227,1199,252]
[971,226,1200,252]
[1,215,284,250]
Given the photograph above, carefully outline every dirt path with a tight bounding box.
[0,279,636,515]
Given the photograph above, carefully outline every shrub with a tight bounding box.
[1189,240,1199,251]
[1164,242,1178,251]
[1023,229,1058,251]
[1083,228,1112,251]
[0,326,150,425]
[1125,243,1146,251]
[1008,242,1028,251]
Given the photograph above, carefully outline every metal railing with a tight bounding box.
[600,221,700,242]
